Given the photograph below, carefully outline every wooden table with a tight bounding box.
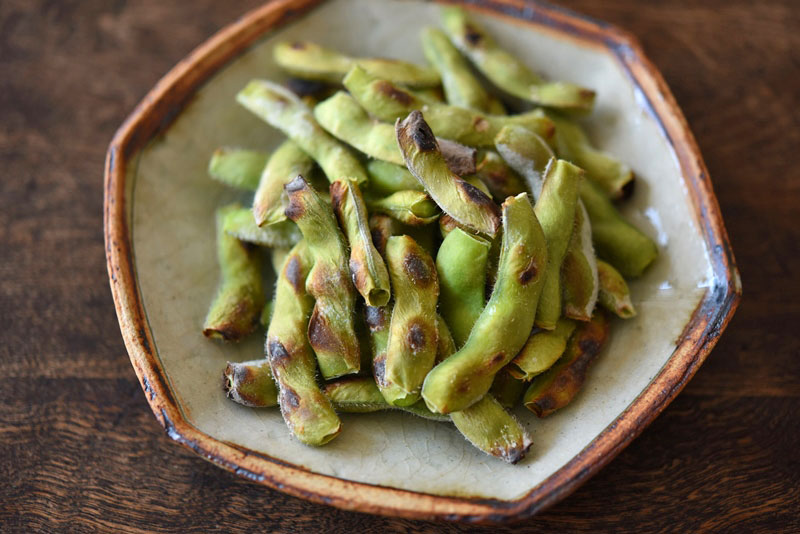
[1,1,798,532]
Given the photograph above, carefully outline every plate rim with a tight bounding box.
[103,0,742,523]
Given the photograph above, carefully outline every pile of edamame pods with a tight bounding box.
[203,7,657,463]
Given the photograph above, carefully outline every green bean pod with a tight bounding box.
[494,124,555,200]
[534,159,583,330]
[366,190,440,226]
[222,206,302,248]
[436,228,491,347]
[471,150,527,202]
[441,7,595,114]
[381,236,439,404]
[223,359,279,408]
[284,176,361,378]
[208,147,268,191]
[266,240,342,445]
[549,113,634,198]
[420,27,495,112]
[330,178,391,307]
[344,66,555,147]
[597,259,637,318]
[203,204,265,341]
[421,193,547,414]
[450,394,532,464]
[489,368,527,408]
[273,40,441,88]
[366,160,423,195]
[561,201,599,321]
[236,80,367,184]
[253,140,315,227]
[580,178,658,278]
[397,110,501,236]
[523,311,610,417]
[509,319,577,380]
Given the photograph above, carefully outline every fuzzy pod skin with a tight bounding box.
[441,7,595,114]
[421,193,548,414]
[223,359,279,407]
[489,368,527,408]
[436,228,491,347]
[203,204,265,342]
[471,149,527,202]
[494,124,555,201]
[330,178,391,307]
[344,66,555,148]
[524,311,610,417]
[597,259,637,318]
[222,206,302,248]
[273,40,441,88]
[284,176,361,379]
[397,111,501,237]
[420,27,496,113]
[450,394,532,464]
[549,113,634,199]
[365,190,440,226]
[253,140,316,227]
[534,159,583,330]
[561,201,599,321]
[208,147,268,191]
[509,319,577,381]
[382,235,440,404]
[236,80,367,185]
[580,178,658,278]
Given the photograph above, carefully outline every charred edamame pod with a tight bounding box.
[509,319,577,381]
[489,368,527,408]
[223,359,279,408]
[471,149,527,202]
[597,259,637,318]
[366,190,440,226]
[494,124,554,200]
[450,394,532,464]
[253,140,315,227]
[323,376,449,421]
[208,147,268,191]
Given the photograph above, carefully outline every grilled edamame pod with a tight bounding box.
[344,66,554,147]
[441,7,595,114]
[523,311,609,417]
[436,228,491,347]
[366,190,440,226]
[222,206,302,248]
[534,159,583,330]
[203,204,265,341]
[397,111,501,237]
[494,124,554,200]
[253,140,315,227]
[382,236,440,405]
[273,40,440,88]
[580,178,658,278]
[422,193,547,413]
[236,80,368,184]
[223,360,279,407]
[208,147,268,190]
[561,201,599,321]
[471,150,527,202]
[597,259,637,318]
[367,304,418,406]
[366,160,422,195]
[509,319,577,381]
[284,176,361,378]
[267,240,342,445]
[330,178,391,307]
[322,376,449,421]
[489,368,527,408]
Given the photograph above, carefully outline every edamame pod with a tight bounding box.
[366,190,440,226]
[267,240,342,445]
[561,201,599,321]
[397,111,501,237]
[368,213,402,255]
[435,314,457,364]
[509,319,577,380]
[597,259,637,318]
[236,80,367,184]
[421,193,547,413]
[436,228,491,347]
[208,147,268,190]
[534,159,583,330]
[523,311,609,417]
[330,178,391,307]
[344,66,555,147]
[223,359,279,407]
[260,300,275,329]
[438,213,458,240]
[382,236,439,404]
[449,394,532,464]
[367,304,417,406]
[441,7,595,114]
[203,204,265,341]
[580,178,658,278]
[284,176,360,378]
[273,40,441,88]
[366,160,423,195]
[472,150,527,202]
[253,140,315,227]
[489,368,527,408]
[322,376,449,421]
[223,206,302,248]
[494,124,555,200]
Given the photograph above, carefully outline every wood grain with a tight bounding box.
[1,0,798,532]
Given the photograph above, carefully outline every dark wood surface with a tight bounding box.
[1,1,798,532]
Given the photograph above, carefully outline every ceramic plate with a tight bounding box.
[104,0,741,522]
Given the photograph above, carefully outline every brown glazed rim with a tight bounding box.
[103,0,741,524]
